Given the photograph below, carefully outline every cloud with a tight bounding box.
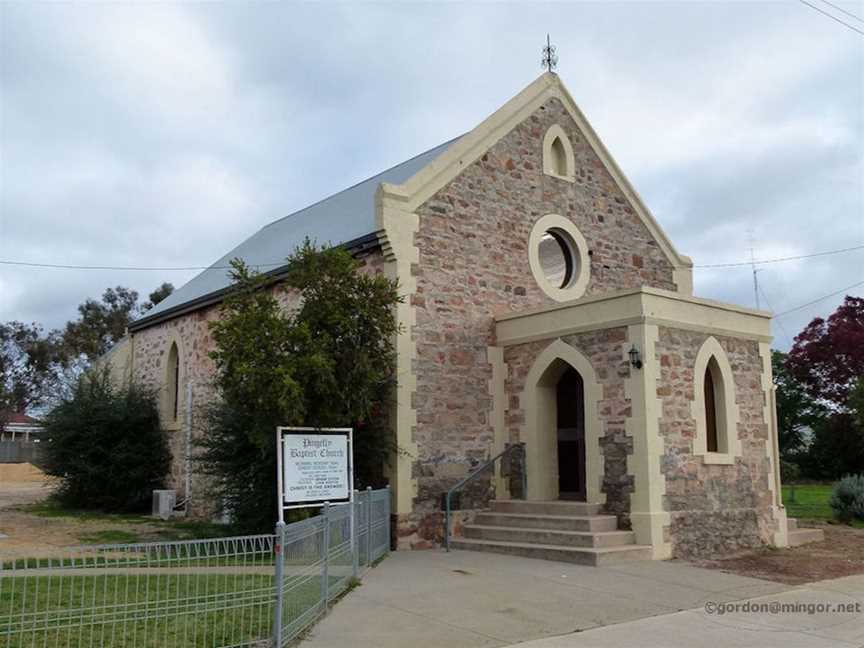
[0,1,861,351]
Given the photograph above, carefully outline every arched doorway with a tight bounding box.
[522,339,602,504]
[557,367,586,501]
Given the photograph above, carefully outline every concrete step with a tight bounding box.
[787,518,798,531]
[788,527,824,547]
[450,538,653,566]
[490,499,602,516]
[474,512,618,532]
[463,524,636,548]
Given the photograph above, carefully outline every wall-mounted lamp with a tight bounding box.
[628,345,643,370]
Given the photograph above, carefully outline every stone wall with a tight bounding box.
[654,327,775,559]
[128,250,386,517]
[405,97,673,542]
[502,330,634,526]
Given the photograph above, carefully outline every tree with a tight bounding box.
[0,322,67,417]
[62,287,141,360]
[142,283,175,312]
[772,350,824,455]
[42,370,170,511]
[197,241,401,532]
[61,283,174,360]
[850,378,864,433]
[786,296,864,410]
[795,413,864,480]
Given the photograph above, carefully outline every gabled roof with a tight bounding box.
[133,73,694,332]
[131,137,458,330]
[380,72,692,277]
[1,412,41,425]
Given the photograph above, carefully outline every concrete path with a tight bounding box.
[299,549,795,648]
[508,574,864,647]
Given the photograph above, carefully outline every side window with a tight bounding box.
[542,125,575,181]
[166,342,179,423]
[692,337,740,463]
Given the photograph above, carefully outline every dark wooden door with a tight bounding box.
[557,368,586,501]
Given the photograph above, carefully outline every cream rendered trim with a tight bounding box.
[672,258,694,297]
[625,324,671,559]
[92,337,134,388]
[760,342,789,547]
[488,346,509,498]
[528,214,590,301]
[161,332,185,432]
[495,287,772,348]
[520,339,604,504]
[542,124,575,182]
[380,72,692,282]
[691,337,742,464]
[376,188,420,515]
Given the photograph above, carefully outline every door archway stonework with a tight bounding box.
[520,339,604,503]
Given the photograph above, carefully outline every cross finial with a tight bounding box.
[541,34,558,73]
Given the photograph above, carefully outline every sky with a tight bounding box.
[1,1,862,351]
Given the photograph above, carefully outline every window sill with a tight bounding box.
[543,170,575,183]
[699,452,736,465]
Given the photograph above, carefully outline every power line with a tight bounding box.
[757,283,793,347]
[694,244,864,269]
[774,280,864,318]
[0,259,287,272]
[3,243,862,273]
[818,0,864,23]
[798,0,864,36]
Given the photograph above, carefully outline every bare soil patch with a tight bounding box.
[0,475,230,560]
[694,522,864,585]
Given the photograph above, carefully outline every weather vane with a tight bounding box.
[541,34,558,73]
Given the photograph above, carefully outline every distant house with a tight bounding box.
[0,412,44,443]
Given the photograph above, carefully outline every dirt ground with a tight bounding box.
[0,467,213,560]
[694,522,864,585]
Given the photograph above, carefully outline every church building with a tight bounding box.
[106,72,817,562]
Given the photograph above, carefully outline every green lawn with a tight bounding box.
[0,572,333,648]
[782,483,864,528]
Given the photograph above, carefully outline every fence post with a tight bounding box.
[385,485,392,555]
[351,493,359,579]
[273,521,286,648]
[321,503,330,606]
[366,486,373,566]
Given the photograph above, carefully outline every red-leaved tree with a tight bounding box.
[786,296,864,410]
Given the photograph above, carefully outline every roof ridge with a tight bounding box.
[261,135,461,232]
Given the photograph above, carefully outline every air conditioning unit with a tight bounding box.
[152,490,176,520]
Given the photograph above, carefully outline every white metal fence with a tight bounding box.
[0,486,391,647]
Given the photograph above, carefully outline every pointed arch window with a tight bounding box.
[691,337,741,464]
[542,125,575,182]
[551,137,567,176]
[166,342,180,423]
[704,357,721,453]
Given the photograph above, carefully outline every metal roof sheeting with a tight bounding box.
[135,137,457,327]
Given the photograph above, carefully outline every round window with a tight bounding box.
[538,230,576,289]
[529,214,590,301]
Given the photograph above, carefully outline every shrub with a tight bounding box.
[197,244,399,533]
[828,474,864,523]
[42,370,170,512]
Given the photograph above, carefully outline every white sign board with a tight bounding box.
[276,427,354,522]
[282,433,349,503]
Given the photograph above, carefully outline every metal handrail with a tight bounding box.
[444,442,526,551]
